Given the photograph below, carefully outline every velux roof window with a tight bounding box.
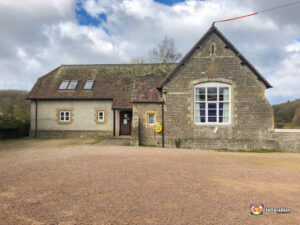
[59,80,78,90]
[83,80,94,90]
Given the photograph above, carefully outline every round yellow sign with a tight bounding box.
[154,123,162,133]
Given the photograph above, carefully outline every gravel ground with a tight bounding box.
[0,138,299,225]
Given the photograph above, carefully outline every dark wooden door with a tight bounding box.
[119,111,132,135]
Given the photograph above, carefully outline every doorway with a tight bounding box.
[119,111,132,135]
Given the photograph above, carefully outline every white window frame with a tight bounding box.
[148,113,155,125]
[59,111,71,123]
[98,111,104,122]
[194,82,231,125]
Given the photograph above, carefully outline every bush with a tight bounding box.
[175,139,181,148]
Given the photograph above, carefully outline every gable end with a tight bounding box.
[158,25,272,89]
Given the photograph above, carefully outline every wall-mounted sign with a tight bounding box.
[154,123,162,133]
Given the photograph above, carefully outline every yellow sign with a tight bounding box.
[154,123,162,133]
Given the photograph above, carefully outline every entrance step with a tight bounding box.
[95,137,131,146]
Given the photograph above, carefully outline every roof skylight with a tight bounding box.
[59,81,69,90]
[67,80,78,90]
[83,80,94,90]
[59,80,78,90]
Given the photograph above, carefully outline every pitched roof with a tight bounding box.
[131,76,164,103]
[28,64,176,109]
[158,25,272,89]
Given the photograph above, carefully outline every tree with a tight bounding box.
[148,36,182,63]
[130,57,145,64]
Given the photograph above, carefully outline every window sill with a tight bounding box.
[194,123,231,126]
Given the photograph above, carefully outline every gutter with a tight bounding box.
[35,100,38,138]
[161,102,165,148]
[113,109,116,137]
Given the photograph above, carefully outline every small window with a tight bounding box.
[59,81,70,90]
[67,80,78,90]
[60,111,70,122]
[98,111,104,122]
[84,80,94,90]
[211,44,216,55]
[148,113,155,125]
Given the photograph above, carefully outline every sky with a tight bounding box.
[0,0,300,105]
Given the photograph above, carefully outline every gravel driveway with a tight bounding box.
[0,139,299,225]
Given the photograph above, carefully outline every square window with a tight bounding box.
[59,111,71,122]
[148,114,155,125]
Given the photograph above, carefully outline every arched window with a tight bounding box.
[194,82,231,124]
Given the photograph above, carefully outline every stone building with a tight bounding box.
[28,25,299,151]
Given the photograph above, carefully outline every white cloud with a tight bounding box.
[0,0,299,104]
[266,41,300,103]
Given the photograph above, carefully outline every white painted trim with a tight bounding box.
[275,129,300,133]
[59,111,71,122]
[98,110,104,122]
[147,113,155,125]
[194,82,231,125]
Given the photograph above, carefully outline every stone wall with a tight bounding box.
[131,32,299,152]
[30,130,112,138]
[132,103,163,146]
[160,32,274,150]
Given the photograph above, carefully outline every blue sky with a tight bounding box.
[0,0,300,105]
[154,0,186,5]
[76,1,106,27]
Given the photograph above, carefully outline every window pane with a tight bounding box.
[208,117,217,122]
[60,116,64,121]
[65,116,69,121]
[59,81,69,89]
[219,103,229,123]
[148,114,155,124]
[65,112,70,117]
[219,87,229,101]
[84,80,94,90]
[196,88,206,101]
[98,111,104,121]
[208,103,216,122]
[195,103,206,123]
[67,81,78,89]
[195,103,205,110]
[207,87,217,101]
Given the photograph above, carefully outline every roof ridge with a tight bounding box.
[60,63,177,66]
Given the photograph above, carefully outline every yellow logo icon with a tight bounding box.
[154,123,162,133]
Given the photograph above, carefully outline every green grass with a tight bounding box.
[214,148,281,153]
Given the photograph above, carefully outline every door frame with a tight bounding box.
[119,111,132,136]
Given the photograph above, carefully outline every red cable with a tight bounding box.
[212,1,300,25]
[213,12,258,25]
